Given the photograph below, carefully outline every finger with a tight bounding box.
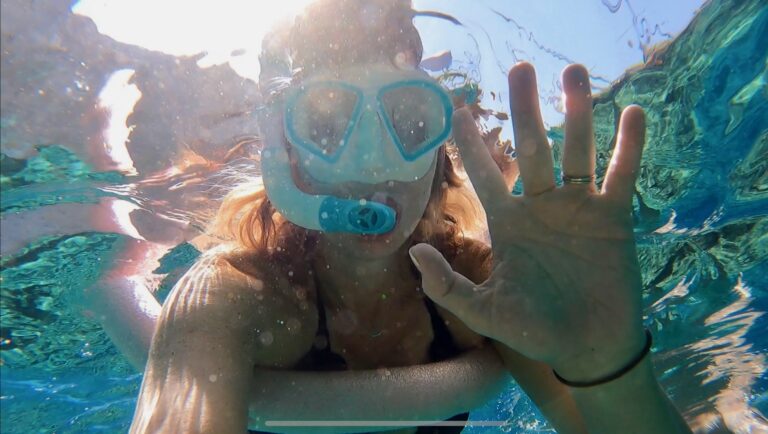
[453,108,509,207]
[409,243,494,334]
[508,62,556,196]
[602,105,645,205]
[562,64,596,187]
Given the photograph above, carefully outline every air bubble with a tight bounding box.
[286,318,301,333]
[259,331,274,346]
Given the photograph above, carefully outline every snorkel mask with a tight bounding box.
[260,67,454,235]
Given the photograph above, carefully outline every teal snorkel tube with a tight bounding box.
[258,107,397,235]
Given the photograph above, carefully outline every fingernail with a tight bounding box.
[408,248,422,270]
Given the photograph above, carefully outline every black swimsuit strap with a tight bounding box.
[424,296,462,362]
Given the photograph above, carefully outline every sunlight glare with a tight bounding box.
[72,0,315,80]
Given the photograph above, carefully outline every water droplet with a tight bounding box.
[259,331,274,346]
[209,374,218,382]
[286,318,301,332]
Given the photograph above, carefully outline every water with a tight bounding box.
[1,0,767,433]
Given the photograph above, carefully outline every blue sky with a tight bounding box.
[75,0,705,135]
[414,0,705,132]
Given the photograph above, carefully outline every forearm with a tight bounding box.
[492,342,587,434]
[568,357,691,434]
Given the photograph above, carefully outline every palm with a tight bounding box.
[411,63,647,377]
[483,190,641,365]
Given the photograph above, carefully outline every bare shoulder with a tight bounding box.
[433,237,492,351]
[157,245,319,368]
[132,245,320,433]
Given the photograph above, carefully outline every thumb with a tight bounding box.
[409,243,490,333]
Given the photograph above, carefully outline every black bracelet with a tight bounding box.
[553,329,653,388]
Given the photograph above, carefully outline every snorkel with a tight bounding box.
[260,135,398,234]
[258,10,453,236]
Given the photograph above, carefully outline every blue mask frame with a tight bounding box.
[283,79,454,164]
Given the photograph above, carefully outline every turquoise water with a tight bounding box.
[1,0,767,433]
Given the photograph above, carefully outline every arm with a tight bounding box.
[408,63,692,434]
[130,250,316,434]
[493,342,690,434]
[566,357,691,434]
[492,343,587,434]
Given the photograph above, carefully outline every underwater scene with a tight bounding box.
[1,0,766,433]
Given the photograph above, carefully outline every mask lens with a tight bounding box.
[287,84,359,159]
[380,85,448,156]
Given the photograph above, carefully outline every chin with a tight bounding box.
[332,222,415,258]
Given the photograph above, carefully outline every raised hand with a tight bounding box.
[410,63,647,382]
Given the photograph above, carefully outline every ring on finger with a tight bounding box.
[562,174,595,184]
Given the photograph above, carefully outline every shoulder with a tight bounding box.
[157,245,319,367]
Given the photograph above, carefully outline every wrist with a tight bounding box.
[552,326,647,384]
[568,355,692,434]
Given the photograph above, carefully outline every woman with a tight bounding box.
[130,1,692,433]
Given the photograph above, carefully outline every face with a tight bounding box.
[284,63,444,257]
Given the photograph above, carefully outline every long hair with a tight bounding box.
[211,0,486,278]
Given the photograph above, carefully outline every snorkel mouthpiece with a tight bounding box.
[319,197,396,234]
[260,131,398,236]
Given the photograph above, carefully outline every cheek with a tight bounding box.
[399,165,439,228]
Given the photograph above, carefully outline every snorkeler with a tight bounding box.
[127,1,693,433]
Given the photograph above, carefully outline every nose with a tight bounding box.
[346,105,397,179]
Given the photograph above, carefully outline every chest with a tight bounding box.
[311,270,437,369]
